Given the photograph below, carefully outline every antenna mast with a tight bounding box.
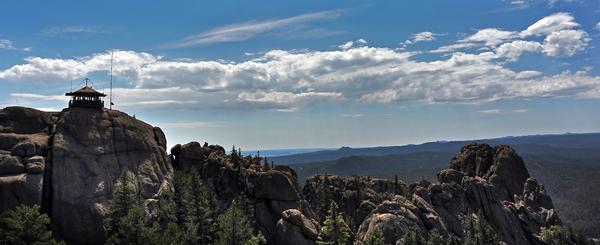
[110,51,114,110]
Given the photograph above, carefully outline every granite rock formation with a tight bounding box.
[0,106,173,244]
[305,143,560,245]
[170,141,320,245]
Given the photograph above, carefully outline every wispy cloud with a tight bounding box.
[153,121,224,129]
[169,9,344,48]
[44,25,108,37]
[478,108,529,114]
[0,39,30,51]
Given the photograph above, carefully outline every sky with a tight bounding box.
[1,0,600,150]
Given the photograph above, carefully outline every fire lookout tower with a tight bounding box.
[65,78,106,109]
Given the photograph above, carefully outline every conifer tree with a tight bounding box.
[318,201,350,245]
[0,204,63,245]
[104,170,157,244]
[156,186,178,226]
[150,222,184,245]
[104,171,139,240]
[364,227,385,245]
[397,228,424,245]
[426,229,444,245]
[189,169,216,243]
[216,198,254,245]
[244,232,267,245]
[231,146,240,169]
[105,205,154,245]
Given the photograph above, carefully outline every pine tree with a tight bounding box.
[231,146,240,169]
[244,232,267,245]
[104,170,158,244]
[105,205,154,245]
[318,201,350,245]
[426,229,445,245]
[476,211,498,245]
[540,225,591,245]
[189,169,216,243]
[156,186,178,226]
[172,170,216,244]
[216,198,254,245]
[0,204,63,245]
[397,228,424,245]
[446,234,461,245]
[364,227,385,245]
[150,222,184,245]
[104,170,139,240]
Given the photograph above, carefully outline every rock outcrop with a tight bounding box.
[0,106,173,244]
[306,143,560,245]
[170,141,319,245]
[0,107,54,214]
[51,108,172,243]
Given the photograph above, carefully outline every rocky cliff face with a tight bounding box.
[304,143,560,245]
[0,107,173,244]
[170,142,320,245]
[0,107,54,213]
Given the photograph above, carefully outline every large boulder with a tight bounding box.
[0,106,54,134]
[275,219,316,245]
[357,199,426,244]
[51,108,173,244]
[450,143,529,202]
[252,170,300,201]
[0,154,25,175]
[0,107,53,215]
[281,209,320,240]
[0,174,43,212]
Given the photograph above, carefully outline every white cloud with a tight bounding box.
[3,46,600,112]
[170,10,343,47]
[412,32,438,42]
[520,12,579,37]
[495,40,543,61]
[542,29,589,57]
[2,12,599,112]
[460,28,517,47]
[432,12,588,58]
[430,42,478,53]
[479,108,529,114]
[338,41,354,50]
[338,39,368,50]
[596,22,600,31]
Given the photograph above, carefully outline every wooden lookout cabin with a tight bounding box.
[65,78,106,109]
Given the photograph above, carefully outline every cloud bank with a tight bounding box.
[1,13,598,112]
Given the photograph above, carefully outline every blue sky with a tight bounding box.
[1,0,600,150]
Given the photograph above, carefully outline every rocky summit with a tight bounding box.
[0,107,172,244]
[0,106,563,244]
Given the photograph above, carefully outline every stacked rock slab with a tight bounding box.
[0,107,54,213]
[51,108,173,244]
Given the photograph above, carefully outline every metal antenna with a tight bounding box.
[110,51,113,110]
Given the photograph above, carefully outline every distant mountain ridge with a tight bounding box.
[271,132,600,164]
